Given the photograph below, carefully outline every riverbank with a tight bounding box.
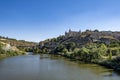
[40,53,120,72]
[0,51,26,59]
[0,54,6,59]
[98,57,120,71]
[68,54,120,72]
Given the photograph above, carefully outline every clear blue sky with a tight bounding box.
[0,0,120,42]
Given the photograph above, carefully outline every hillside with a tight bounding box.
[38,29,120,71]
[39,29,120,54]
[0,35,37,58]
[0,41,23,58]
[0,36,37,50]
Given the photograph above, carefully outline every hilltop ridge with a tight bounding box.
[39,29,120,53]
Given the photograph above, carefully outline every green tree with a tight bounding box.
[98,43,108,56]
[66,42,76,51]
[62,48,68,55]
[0,43,5,54]
[80,47,90,61]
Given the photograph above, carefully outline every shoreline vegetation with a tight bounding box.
[36,29,120,71]
[38,49,120,72]
[0,51,25,59]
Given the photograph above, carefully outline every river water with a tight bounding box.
[0,54,120,80]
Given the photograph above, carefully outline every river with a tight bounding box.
[0,54,120,80]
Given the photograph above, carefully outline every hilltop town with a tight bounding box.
[39,29,120,52]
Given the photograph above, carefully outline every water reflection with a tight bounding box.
[0,54,120,80]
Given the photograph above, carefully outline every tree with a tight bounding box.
[66,42,76,51]
[33,47,40,53]
[73,48,80,54]
[0,43,5,54]
[89,45,101,61]
[80,47,90,62]
[94,29,99,32]
[98,43,108,56]
[42,48,47,54]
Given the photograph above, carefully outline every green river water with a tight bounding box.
[0,54,120,80]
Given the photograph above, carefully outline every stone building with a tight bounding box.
[65,29,81,37]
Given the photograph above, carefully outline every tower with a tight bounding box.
[69,29,71,33]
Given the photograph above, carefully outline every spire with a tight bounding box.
[79,29,81,33]
[69,29,71,32]
[65,31,67,35]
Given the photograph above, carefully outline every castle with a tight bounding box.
[65,29,81,37]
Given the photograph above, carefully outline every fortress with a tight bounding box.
[65,29,81,37]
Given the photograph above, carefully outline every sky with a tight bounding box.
[0,0,120,42]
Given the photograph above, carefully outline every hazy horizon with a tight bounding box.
[1,0,120,42]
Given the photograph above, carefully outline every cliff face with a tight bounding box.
[0,39,25,58]
[1,42,19,51]
[0,36,38,56]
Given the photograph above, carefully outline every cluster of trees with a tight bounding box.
[53,43,109,62]
[37,41,120,71]
[99,56,120,71]
[39,41,120,63]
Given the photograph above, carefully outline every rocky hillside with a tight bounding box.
[0,42,18,51]
[0,40,23,58]
[0,36,37,58]
[0,36,37,50]
[39,29,120,54]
